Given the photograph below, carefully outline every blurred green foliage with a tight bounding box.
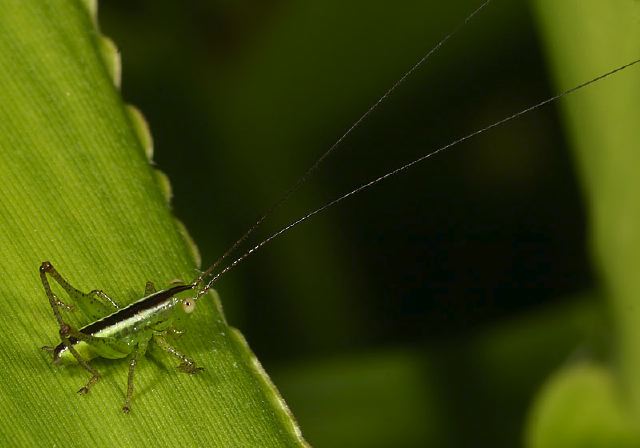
[527,0,640,446]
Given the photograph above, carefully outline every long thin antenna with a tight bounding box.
[194,0,492,287]
[196,57,640,295]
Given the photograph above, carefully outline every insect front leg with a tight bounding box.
[151,334,203,374]
[122,337,150,414]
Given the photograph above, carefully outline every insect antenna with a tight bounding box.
[196,56,640,297]
[192,0,493,291]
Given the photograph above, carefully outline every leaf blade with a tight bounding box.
[0,1,306,446]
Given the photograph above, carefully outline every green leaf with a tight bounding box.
[526,364,640,448]
[0,1,306,446]
[528,0,640,445]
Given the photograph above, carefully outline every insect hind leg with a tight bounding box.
[40,262,112,394]
[40,261,119,321]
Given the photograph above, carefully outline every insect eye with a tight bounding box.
[182,298,196,314]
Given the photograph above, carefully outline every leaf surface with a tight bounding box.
[0,2,305,446]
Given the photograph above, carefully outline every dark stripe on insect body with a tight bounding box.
[81,284,194,335]
[53,284,194,357]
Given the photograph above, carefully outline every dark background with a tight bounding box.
[99,1,594,446]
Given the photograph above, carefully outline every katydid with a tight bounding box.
[40,261,203,413]
[40,0,640,413]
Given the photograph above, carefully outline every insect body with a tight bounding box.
[40,261,203,413]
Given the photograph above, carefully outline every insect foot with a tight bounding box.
[177,362,204,374]
[77,374,100,395]
[122,405,132,414]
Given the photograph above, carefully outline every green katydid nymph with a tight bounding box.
[40,0,640,413]
[40,261,208,413]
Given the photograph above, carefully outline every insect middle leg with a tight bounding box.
[122,338,149,413]
[151,334,203,374]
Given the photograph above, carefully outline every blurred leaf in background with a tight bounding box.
[527,0,640,446]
